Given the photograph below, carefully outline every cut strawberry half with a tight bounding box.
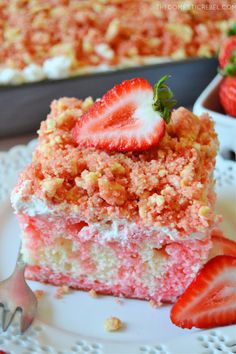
[170,255,236,329]
[73,76,176,152]
[219,76,236,118]
[209,230,236,259]
[219,35,236,71]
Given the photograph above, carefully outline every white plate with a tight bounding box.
[0,141,235,354]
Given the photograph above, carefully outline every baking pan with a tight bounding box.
[0,57,218,138]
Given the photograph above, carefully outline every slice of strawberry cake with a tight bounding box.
[11,77,219,303]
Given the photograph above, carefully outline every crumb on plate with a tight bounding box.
[34,289,45,300]
[54,285,70,299]
[104,316,123,332]
[149,299,163,308]
[89,289,98,298]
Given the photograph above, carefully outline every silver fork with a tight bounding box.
[0,245,37,333]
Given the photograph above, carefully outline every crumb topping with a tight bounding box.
[16,97,218,235]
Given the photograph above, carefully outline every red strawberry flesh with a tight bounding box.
[73,78,166,152]
[219,36,236,69]
[219,76,236,118]
[170,255,236,329]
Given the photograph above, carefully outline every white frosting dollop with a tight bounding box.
[0,55,171,85]
[0,68,24,85]
[23,64,46,82]
[11,181,51,217]
[42,55,72,79]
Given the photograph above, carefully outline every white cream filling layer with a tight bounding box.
[85,221,204,244]
[11,182,206,243]
[11,181,51,216]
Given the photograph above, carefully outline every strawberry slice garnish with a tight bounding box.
[209,230,236,259]
[73,76,176,152]
[170,255,236,329]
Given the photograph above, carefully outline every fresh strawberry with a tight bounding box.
[73,76,176,152]
[170,255,236,329]
[219,35,236,70]
[219,76,236,118]
[209,230,236,259]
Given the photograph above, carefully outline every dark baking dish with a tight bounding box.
[0,57,217,138]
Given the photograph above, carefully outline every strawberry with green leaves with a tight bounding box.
[219,23,236,74]
[219,36,236,74]
[73,76,176,152]
[218,24,236,117]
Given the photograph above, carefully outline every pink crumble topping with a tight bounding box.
[15,97,218,236]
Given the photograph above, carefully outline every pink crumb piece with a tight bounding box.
[115,298,123,305]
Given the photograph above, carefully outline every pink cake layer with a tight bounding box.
[12,98,219,237]
[19,213,211,302]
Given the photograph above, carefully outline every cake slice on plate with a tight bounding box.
[11,77,219,303]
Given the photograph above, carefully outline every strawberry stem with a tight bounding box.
[220,50,236,76]
[152,75,177,124]
[227,23,236,36]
